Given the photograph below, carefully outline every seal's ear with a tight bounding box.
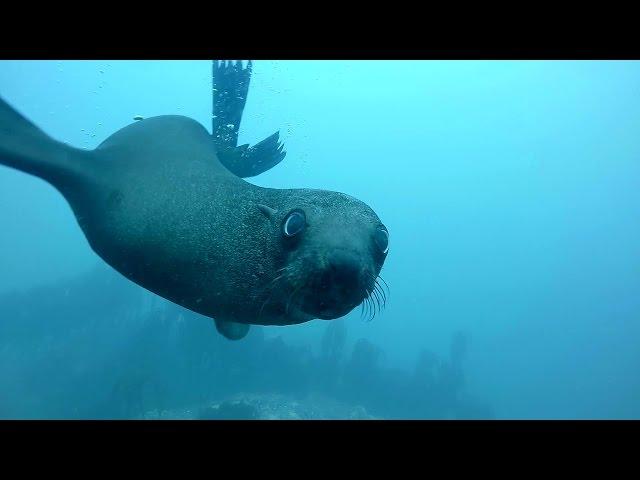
[256,204,278,220]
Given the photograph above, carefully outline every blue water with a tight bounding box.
[0,60,638,419]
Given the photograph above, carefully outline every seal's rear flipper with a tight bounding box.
[212,60,286,178]
[0,96,85,187]
[215,319,251,341]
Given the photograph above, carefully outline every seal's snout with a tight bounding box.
[308,249,368,320]
[327,250,362,287]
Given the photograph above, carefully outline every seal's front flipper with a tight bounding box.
[212,60,251,148]
[214,319,251,341]
[212,60,286,178]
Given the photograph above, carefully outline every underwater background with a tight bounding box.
[0,60,638,419]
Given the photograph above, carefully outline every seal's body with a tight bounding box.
[0,61,389,340]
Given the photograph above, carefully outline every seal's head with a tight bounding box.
[258,189,389,322]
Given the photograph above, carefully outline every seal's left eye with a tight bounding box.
[283,210,306,237]
[374,228,389,254]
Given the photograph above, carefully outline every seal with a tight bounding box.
[0,60,389,340]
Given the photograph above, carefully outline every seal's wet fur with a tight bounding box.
[0,61,389,340]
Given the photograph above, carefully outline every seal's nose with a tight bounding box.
[310,250,366,319]
[327,250,362,287]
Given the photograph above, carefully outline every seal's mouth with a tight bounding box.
[299,274,387,321]
[297,259,386,321]
[267,249,388,323]
[307,297,362,320]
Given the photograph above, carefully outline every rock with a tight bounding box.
[143,392,379,420]
[198,400,258,420]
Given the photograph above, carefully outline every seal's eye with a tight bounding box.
[283,210,306,237]
[374,228,389,254]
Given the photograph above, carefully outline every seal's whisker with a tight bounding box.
[371,284,382,314]
[258,296,271,319]
[268,274,286,287]
[364,271,375,289]
[285,280,306,316]
[373,284,382,311]
[258,269,291,318]
[370,295,376,322]
[359,286,370,319]
[378,283,387,309]
[364,272,388,314]
[363,290,371,322]
[371,295,377,321]
[363,296,368,320]
[374,279,386,307]
[377,274,391,297]
[258,269,289,297]
[259,281,281,319]
[367,289,377,321]
[365,295,373,322]
[361,289,370,322]
[366,272,380,292]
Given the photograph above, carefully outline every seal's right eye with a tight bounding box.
[374,228,389,254]
[283,210,306,237]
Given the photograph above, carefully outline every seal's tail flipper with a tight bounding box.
[212,60,286,178]
[0,96,84,186]
[214,319,251,341]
